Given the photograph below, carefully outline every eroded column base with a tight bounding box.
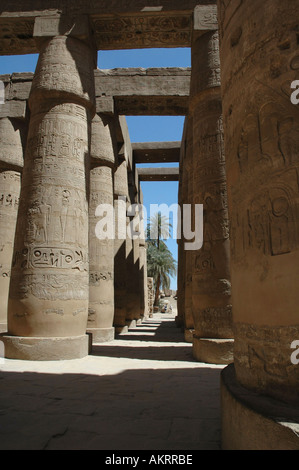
[184,329,195,343]
[87,327,115,344]
[193,335,234,364]
[221,364,299,450]
[0,334,90,361]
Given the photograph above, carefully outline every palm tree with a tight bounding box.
[147,212,171,249]
[147,212,177,306]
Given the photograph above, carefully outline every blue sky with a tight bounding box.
[1,47,191,290]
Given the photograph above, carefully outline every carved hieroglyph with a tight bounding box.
[0,118,24,330]
[190,30,233,364]
[218,0,299,402]
[94,14,192,50]
[88,114,115,342]
[5,33,96,358]
[147,277,154,317]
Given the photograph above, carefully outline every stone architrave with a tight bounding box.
[87,114,116,343]
[1,22,96,360]
[218,0,299,449]
[0,117,25,332]
[113,158,129,334]
[190,29,233,364]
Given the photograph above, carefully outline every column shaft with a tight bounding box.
[218,0,299,402]
[113,158,129,334]
[125,180,142,327]
[0,118,24,331]
[3,33,96,360]
[183,117,195,343]
[219,0,299,450]
[190,30,233,364]
[87,114,116,343]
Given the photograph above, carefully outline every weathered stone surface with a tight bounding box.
[0,117,24,170]
[88,114,117,342]
[125,184,142,326]
[137,167,179,181]
[113,193,128,332]
[147,277,154,317]
[0,118,25,329]
[1,68,191,117]
[0,102,27,119]
[31,36,96,108]
[193,336,233,365]
[221,364,299,450]
[0,73,32,119]
[0,3,217,55]
[190,30,233,363]
[218,0,299,403]
[176,124,186,330]
[0,334,90,361]
[87,153,115,343]
[4,32,96,360]
[90,114,116,167]
[133,141,181,164]
[194,5,218,31]
[95,68,190,116]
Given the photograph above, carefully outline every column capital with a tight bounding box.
[33,14,97,67]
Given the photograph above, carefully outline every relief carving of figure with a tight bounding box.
[269,195,291,256]
[29,200,51,244]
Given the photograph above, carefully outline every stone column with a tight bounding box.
[87,114,115,343]
[218,0,299,449]
[2,18,96,360]
[113,157,129,334]
[0,118,25,332]
[147,277,154,318]
[182,117,195,343]
[138,197,148,321]
[190,29,233,364]
[176,132,186,329]
[125,172,142,328]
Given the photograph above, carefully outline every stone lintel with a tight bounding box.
[0,2,218,55]
[0,73,32,119]
[133,141,181,164]
[138,167,179,182]
[95,68,191,97]
[1,69,190,116]
[95,68,191,116]
[0,101,27,119]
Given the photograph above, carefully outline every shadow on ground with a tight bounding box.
[92,344,194,362]
[0,367,222,450]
